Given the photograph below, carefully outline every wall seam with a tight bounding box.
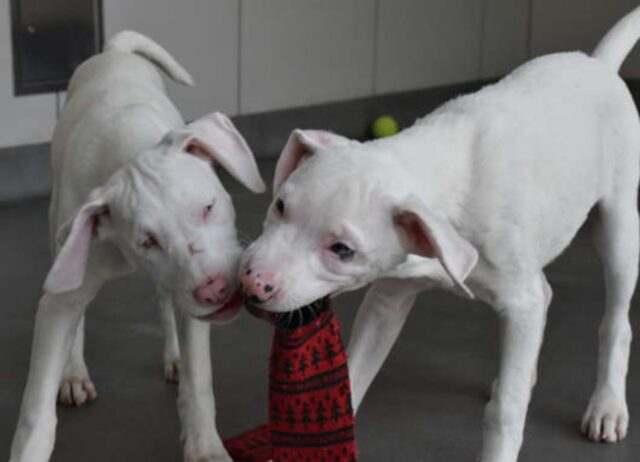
[526,0,535,59]
[237,0,243,115]
[371,0,380,96]
[478,0,488,79]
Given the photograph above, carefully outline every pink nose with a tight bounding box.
[193,275,230,306]
[240,268,277,304]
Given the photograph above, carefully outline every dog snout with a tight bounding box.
[240,267,277,304]
[193,274,231,306]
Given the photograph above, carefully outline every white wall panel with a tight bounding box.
[375,0,484,94]
[531,0,640,77]
[103,0,240,118]
[240,0,376,114]
[481,0,530,78]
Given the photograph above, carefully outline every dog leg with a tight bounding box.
[57,316,97,406]
[347,279,419,412]
[10,282,103,462]
[582,195,638,443]
[158,290,181,383]
[348,257,446,412]
[489,278,551,400]
[480,274,549,462]
[177,313,231,462]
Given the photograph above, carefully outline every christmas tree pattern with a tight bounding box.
[316,400,327,427]
[301,403,312,428]
[284,358,294,376]
[331,399,342,422]
[286,403,296,427]
[311,346,322,369]
[272,403,282,423]
[299,355,309,375]
[325,339,337,362]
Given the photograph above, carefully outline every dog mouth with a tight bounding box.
[245,301,279,324]
[245,297,331,330]
[197,290,244,322]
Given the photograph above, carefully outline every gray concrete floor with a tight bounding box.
[1,160,639,461]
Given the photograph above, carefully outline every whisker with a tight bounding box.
[237,230,254,247]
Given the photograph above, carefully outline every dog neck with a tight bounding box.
[364,112,476,221]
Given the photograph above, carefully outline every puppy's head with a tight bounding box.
[240,129,477,312]
[44,112,265,322]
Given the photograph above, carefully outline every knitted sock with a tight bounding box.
[224,299,357,462]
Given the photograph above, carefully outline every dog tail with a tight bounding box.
[105,31,194,86]
[593,5,640,72]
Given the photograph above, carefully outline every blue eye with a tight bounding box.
[329,242,354,261]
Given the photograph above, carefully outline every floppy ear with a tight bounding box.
[273,129,350,195]
[43,199,110,294]
[171,112,266,193]
[392,197,478,298]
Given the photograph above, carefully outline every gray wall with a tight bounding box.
[1,0,640,149]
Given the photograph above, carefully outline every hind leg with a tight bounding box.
[582,193,638,443]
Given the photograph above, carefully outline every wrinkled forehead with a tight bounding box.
[279,152,390,227]
[161,153,224,198]
[112,153,228,221]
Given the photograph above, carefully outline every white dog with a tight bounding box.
[240,7,640,462]
[10,31,265,462]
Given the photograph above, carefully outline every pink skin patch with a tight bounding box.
[197,290,244,322]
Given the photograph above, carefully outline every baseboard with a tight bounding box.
[232,79,495,158]
[0,143,51,203]
[1,77,637,204]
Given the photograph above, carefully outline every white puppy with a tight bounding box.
[10,31,265,462]
[240,7,640,462]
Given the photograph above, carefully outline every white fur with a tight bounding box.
[10,31,265,462]
[242,7,640,461]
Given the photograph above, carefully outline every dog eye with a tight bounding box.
[202,202,214,220]
[141,233,161,250]
[329,242,354,261]
[275,198,285,216]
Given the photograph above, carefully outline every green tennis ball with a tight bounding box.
[371,115,399,139]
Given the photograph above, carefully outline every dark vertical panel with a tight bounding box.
[10,0,103,95]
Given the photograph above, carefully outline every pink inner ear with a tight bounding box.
[396,213,436,257]
[90,208,110,237]
[185,140,212,162]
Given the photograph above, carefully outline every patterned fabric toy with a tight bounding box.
[224,298,357,461]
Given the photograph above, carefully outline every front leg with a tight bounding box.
[347,279,418,412]
[480,274,550,462]
[348,257,449,411]
[158,291,181,383]
[10,287,99,462]
[177,313,231,462]
[58,316,98,406]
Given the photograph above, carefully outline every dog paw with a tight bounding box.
[58,376,97,407]
[164,359,181,383]
[581,388,628,443]
[182,429,231,462]
[185,456,232,462]
[184,448,232,462]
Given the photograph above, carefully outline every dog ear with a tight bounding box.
[171,112,266,193]
[273,129,350,195]
[392,197,478,298]
[44,197,111,294]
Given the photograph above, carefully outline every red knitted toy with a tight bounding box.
[224,298,357,461]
